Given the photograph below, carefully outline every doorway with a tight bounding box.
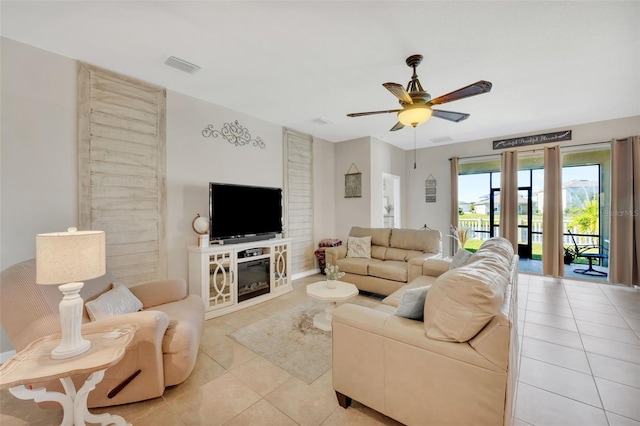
[382,173,401,228]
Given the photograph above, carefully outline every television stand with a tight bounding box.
[214,233,276,245]
[188,238,292,319]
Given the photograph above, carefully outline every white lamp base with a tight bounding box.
[52,282,91,360]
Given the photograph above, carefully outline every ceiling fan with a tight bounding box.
[347,54,492,131]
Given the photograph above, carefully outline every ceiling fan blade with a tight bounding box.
[383,82,413,104]
[390,122,404,131]
[347,109,402,117]
[432,109,470,122]
[429,80,492,105]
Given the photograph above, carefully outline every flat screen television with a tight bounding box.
[209,182,283,243]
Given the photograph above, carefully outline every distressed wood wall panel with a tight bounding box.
[283,129,314,274]
[78,62,167,285]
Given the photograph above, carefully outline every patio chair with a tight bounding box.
[568,230,608,277]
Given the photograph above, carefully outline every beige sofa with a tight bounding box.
[0,259,204,408]
[332,237,519,426]
[324,227,442,296]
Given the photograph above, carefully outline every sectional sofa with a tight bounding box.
[324,226,442,296]
[332,237,519,426]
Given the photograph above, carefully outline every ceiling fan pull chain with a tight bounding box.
[413,128,417,170]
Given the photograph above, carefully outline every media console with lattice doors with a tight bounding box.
[187,238,292,319]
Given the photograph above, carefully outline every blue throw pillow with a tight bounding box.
[395,286,429,321]
[449,248,473,270]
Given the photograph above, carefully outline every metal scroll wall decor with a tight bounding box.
[202,120,266,149]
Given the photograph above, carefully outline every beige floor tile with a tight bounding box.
[265,370,338,426]
[199,334,258,370]
[521,337,591,373]
[618,306,640,321]
[522,322,583,350]
[514,382,608,426]
[124,402,186,426]
[229,355,293,396]
[567,292,613,305]
[224,399,298,426]
[576,320,640,345]
[320,401,403,425]
[526,300,574,318]
[527,291,570,306]
[587,352,640,389]
[170,372,262,426]
[518,357,602,407]
[581,335,640,365]
[161,351,227,401]
[573,308,631,328]
[525,311,578,332]
[596,378,640,421]
[607,411,640,426]
[570,298,621,315]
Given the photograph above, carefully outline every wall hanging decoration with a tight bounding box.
[493,130,571,150]
[202,120,266,148]
[344,163,362,198]
[425,174,437,203]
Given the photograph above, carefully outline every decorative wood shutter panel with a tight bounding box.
[283,129,314,274]
[78,62,167,285]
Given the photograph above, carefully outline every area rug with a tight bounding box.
[229,296,380,384]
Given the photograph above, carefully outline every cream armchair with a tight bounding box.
[1,259,204,408]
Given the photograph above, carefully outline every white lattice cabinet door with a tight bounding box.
[206,251,235,310]
[273,242,290,290]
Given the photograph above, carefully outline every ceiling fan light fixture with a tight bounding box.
[398,104,432,127]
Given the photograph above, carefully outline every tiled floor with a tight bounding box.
[1,273,638,425]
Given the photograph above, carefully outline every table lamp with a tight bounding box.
[36,227,106,359]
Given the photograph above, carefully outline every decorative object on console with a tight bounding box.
[344,163,362,198]
[35,227,106,359]
[192,213,210,247]
[201,120,265,148]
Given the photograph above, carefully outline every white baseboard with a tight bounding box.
[292,269,321,281]
[1,350,16,364]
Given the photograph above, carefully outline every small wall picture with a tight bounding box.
[425,175,436,203]
[345,173,362,198]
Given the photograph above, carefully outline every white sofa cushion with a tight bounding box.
[423,237,513,342]
[85,283,143,321]
[347,236,372,259]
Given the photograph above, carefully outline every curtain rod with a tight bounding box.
[448,140,610,161]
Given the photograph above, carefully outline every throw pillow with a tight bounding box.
[449,248,473,270]
[85,283,143,321]
[347,236,372,259]
[395,286,429,321]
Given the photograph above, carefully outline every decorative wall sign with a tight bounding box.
[493,130,571,150]
[344,163,362,198]
[425,174,437,203]
[202,120,266,148]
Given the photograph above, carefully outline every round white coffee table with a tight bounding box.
[306,281,358,331]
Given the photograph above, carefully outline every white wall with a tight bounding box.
[405,115,640,256]
[334,137,371,241]
[166,91,284,280]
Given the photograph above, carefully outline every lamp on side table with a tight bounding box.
[36,227,105,359]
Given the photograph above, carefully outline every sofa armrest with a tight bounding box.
[129,279,187,308]
[407,253,445,282]
[325,246,347,267]
[421,258,452,277]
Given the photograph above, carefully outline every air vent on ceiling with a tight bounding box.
[430,136,453,144]
[312,117,333,125]
[165,56,201,74]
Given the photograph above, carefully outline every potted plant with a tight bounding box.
[564,246,576,265]
[325,264,345,289]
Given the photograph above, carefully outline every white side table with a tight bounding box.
[0,324,138,426]
[306,281,358,331]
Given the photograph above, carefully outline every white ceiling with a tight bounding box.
[2,1,639,150]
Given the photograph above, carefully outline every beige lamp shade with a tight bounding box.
[36,228,106,285]
[398,104,432,127]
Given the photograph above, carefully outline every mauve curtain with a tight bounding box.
[500,150,518,251]
[609,136,640,287]
[450,157,460,256]
[542,146,564,276]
